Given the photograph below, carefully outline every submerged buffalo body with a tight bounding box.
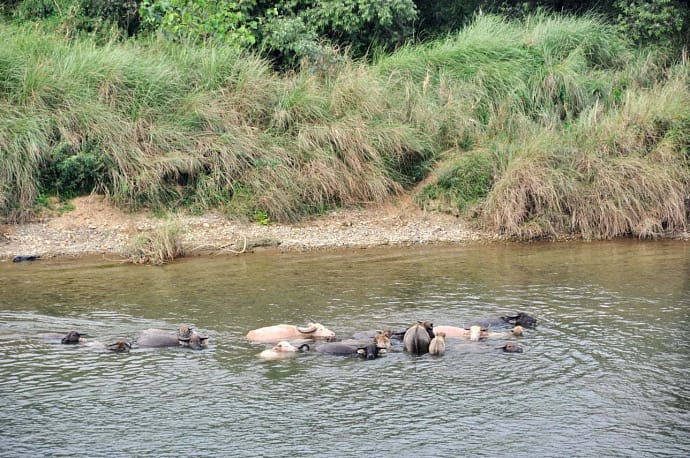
[433,325,510,341]
[403,321,434,355]
[136,326,208,350]
[466,312,537,329]
[316,342,386,359]
[245,323,336,343]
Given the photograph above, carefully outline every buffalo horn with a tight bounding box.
[296,324,317,334]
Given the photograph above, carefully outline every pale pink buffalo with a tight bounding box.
[245,322,336,343]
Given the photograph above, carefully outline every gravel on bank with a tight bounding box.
[0,196,495,261]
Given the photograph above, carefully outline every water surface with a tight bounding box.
[1,241,689,456]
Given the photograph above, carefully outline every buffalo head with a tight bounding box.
[296,322,336,341]
[502,312,537,327]
[501,341,523,353]
[61,331,84,344]
[107,340,132,352]
[356,343,386,359]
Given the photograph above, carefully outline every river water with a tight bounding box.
[1,241,689,457]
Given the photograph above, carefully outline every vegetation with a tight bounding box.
[1,4,689,241]
[125,221,184,265]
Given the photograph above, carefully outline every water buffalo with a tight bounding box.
[13,255,40,262]
[107,339,132,352]
[429,332,446,355]
[403,321,434,355]
[136,326,208,349]
[316,342,386,359]
[511,325,524,337]
[501,341,523,353]
[466,312,537,329]
[61,330,87,344]
[433,325,506,341]
[373,331,392,349]
[259,341,310,360]
[245,322,336,343]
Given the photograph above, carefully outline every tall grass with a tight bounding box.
[1,13,688,239]
[398,13,689,239]
[0,23,432,223]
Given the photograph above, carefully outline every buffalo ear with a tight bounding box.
[356,348,365,355]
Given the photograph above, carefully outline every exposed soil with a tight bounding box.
[0,194,498,261]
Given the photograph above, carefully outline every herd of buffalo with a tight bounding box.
[51,312,536,360]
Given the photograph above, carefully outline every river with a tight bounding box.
[1,241,689,457]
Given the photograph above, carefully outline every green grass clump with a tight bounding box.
[125,222,184,265]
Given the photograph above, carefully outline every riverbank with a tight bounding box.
[0,195,500,261]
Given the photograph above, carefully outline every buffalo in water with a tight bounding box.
[316,342,386,360]
[466,312,537,329]
[433,325,508,341]
[245,322,336,343]
[61,330,87,344]
[403,321,434,355]
[501,341,523,353]
[106,339,132,353]
[136,326,208,350]
[258,341,310,360]
[429,332,446,355]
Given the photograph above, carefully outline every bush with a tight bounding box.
[39,142,107,198]
[418,150,494,212]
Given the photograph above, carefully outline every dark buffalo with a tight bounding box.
[316,342,386,359]
[13,255,40,262]
[467,312,537,329]
[136,326,208,350]
[403,321,434,355]
[61,330,86,344]
[501,341,523,353]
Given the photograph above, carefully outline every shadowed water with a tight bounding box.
[1,241,689,456]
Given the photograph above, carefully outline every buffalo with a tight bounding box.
[245,322,336,343]
[316,342,386,359]
[259,341,311,360]
[429,332,446,356]
[403,321,434,355]
[136,326,208,350]
[61,330,86,344]
[466,312,537,329]
[501,341,523,353]
[107,339,132,353]
[433,325,507,341]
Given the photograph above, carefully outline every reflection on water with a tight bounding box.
[1,241,689,456]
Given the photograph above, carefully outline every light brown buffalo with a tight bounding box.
[429,332,446,355]
[245,322,336,343]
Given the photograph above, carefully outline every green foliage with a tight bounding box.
[12,0,141,36]
[39,143,106,198]
[295,0,417,54]
[139,0,256,46]
[614,0,688,45]
[419,151,494,212]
